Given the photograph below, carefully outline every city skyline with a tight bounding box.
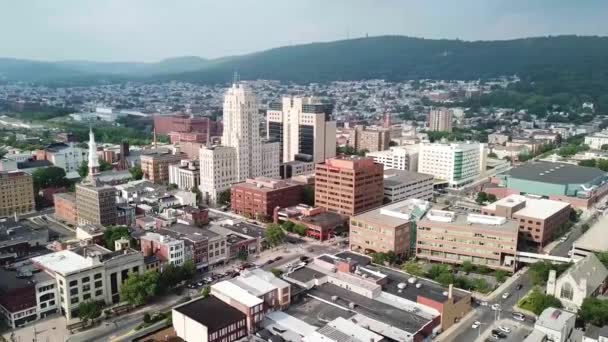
[1,0,607,62]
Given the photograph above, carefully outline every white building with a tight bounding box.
[199,84,279,204]
[366,145,419,171]
[546,254,608,312]
[585,131,608,149]
[383,169,434,202]
[267,97,336,163]
[418,142,486,188]
[46,143,88,173]
[169,160,200,190]
[140,232,185,267]
[32,244,144,320]
[533,307,575,342]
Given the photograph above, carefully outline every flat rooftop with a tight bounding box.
[506,161,605,184]
[309,283,433,335]
[574,216,608,252]
[420,210,519,233]
[353,199,430,227]
[383,169,434,187]
[211,280,263,307]
[32,250,98,275]
[298,211,345,228]
[160,223,219,242]
[173,296,246,331]
[483,194,570,219]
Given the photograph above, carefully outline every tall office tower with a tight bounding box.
[418,142,486,189]
[314,156,384,216]
[267,97,336,163]
[428,108,453,132]
[200,83,279,204]
[76,128,117,226]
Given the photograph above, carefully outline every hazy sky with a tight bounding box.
[1,0,607,62]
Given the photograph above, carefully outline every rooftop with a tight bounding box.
[234,177,301,192]
[483,194,570,219]
[353,199,431,227]
[383,169,434,187]
[32,250,100,275]
[211,280,264,307]
[420,210,519,233]
[160,223,219,242]
[506,161,606,185]
[0,218,49,250]
[557,254,608,295]
[574,216,608,252]
[173,296,246,331]
[536,307,575,331]
[298,211,345,228]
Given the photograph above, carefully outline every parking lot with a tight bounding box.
[474,317,533,342]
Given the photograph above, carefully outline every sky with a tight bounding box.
[1,0,607,62]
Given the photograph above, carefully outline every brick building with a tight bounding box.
[347,126,391,153]
[0,171,35,216]
[153,114,222,136]
[53,192,78,225]
[140,150,187,184]
[173,296,247,342]
[314,156,384,216]
[140,232,185,267]
[275,205,346,241]
[75,183,117,226]
[231,177,302,220]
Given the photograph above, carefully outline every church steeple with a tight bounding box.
[87,127,100,184]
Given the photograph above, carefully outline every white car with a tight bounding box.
[491,303,501,311]
[560,236,567,242]
[471,321,481,329]
[512,313,526,321]
[480,301,488,306]
[502,292,510,299]
[498,326,511,333]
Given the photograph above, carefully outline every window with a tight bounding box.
[95,290,103,297]
[83,293,91,300]
[560,282,574,301]
[69,280,77,287]
[95,280,103,288]
[94,273,102,280]
[70,297,79,305]
[82,276,90,283]
[70,288,78,296]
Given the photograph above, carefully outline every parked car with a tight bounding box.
[491,303,501,311]
[515,284,523,291]
[471,321,481,329]
[512,312,526,321]
[502,292,510,299]
[274,256,283,262]
[491,330,507,339]
[498,326,511,333]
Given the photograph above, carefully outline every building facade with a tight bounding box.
[140,150,185,184]
[43,143,88,173]
[416,211,518,271]
[140,232,186,267]
[383,169,434,202]
[0,171,35,216]
[315,157,384,216]
[418,142,486,188]
[428,108,453,132]
[585,131,608,150]
[231,178,302,220]
[154,114,222,136]
[75,184,117,226]
[366,145,419,171]
[347,126,391,153]
[169,160,200,190]
[53,193,78,225]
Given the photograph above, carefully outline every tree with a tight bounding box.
[293,224,308,237]
[529,261,572,286]
[78,160,113,178]
[270,268,283,277]
[388,141,398,147]
[236,250,248,261]
[372,252,387,265]
[78,300,102,325]
[129,166,143,180]
[475,192,488,204]
[281,221,295,232]
[32,166,70,190]
[200,286,211,298]
[179,260,196,282]
[602,144,608,151]
[143,313,151,324]
[103,226,131,251]
[461,261,474,274]
[487,152,498,158]
[402,261,425,277]
[494,270,508,283]
[596,252,608,269]
[579,297,608,326]
[437,272,455,287]
[519,288,562,315]
[120,271,159,306]
[426,264,450,280]
[265,224,286,247]
[191,186,202,204]
[487,194,497,203]
[218,189,231,205]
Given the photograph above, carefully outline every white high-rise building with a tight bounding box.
[367,145,419,171]
[200,84,279,203]
[418,142,486,188]
[267,97,336,163]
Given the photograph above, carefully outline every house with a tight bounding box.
[533,308,576,342]
[546,254,608,312]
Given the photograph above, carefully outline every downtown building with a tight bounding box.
[199,83,280,204]
[366,145,420,171]
[0,171,35,216]
[347,125,391,153]
[267,97,336,164]
[140,149,187,184]
[418,142,486,189]
[428,108,453,132]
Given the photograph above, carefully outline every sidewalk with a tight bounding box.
[474,266,528,302]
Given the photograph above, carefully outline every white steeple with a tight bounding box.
[87,127,100,183]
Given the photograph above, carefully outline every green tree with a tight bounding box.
[236,250,248,261]
[487,194,497,203]
[461,261,474,274]
[437,272,455,287]
[270,268,283,277]
[32,166,70,190]
[129,166,143,180]
[579,159,597,168]
[494,270,508,283]
[596,252,608,269]
[200,286,211,298]
[103,226,131,251]
[602,144,608,151]
[293,224,308,236]
[372,252,387,265]
[78,300,102,325]
[529,261,572,286]
[579,297,608,326]
[475,192,488,204]
[191,186,202,204]
[120,271,159,306]
[471,278,491,293]
[519,288,562,315]
[265,224,286,247]
[426,264,450,280]
[302,186,315,206]
[218,189,231,205]
[402,261,425,277]
[179,260,196,282]
[281,221,295,232]
[143,313,151,324]
[78,160,113,178]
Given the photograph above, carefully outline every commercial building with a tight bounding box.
[140,232,186,268]
[231,177,302,220]
[428,108,453,132]
[482,194,571,248]
[140,150,186,184]
[53,192,78,225]
[546,254,608,312]
[159,223,227,269]
[199,84,280,204]
[347,126,391,153]
[168,159,200,190]
[572,216,608,258]
[274,205,347,241]
[383,169,434,202]
[0,171,35,216]
[75,183,117,226]
[154,114,222,137]
[0,218,49,266]
[172,296,248,342]
[585,130,608,150]
[350,199,431,257]
[366,145,419,171]
[416,211,519,271]
[418,142,486,188]
[495,161,608,208]
[267,97,336,163]
[532,308,576,342]
[315,156,384,216]
[32,243,144,320]
[279,160,315,179]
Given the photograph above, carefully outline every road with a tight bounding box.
[449,208,599,341]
